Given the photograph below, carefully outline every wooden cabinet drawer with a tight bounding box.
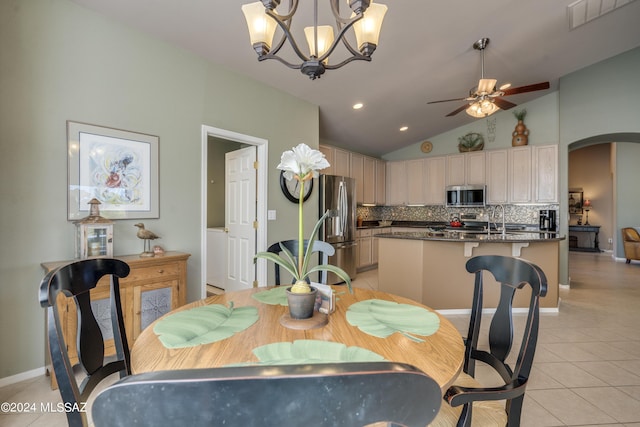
[122,262,181,283]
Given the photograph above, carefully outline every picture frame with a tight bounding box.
[568,189,583,214]
[67,121,159,220]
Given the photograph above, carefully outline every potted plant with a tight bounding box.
[254,143,352,319]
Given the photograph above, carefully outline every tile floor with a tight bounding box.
[1,252,638,426]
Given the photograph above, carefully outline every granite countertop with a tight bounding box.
[376,230,565,243]
[357,221,447,230]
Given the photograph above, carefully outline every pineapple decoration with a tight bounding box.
[512,109,529,146]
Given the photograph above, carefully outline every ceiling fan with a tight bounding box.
[428,38,550,118]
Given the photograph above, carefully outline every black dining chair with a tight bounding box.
[266,239,335,285]
[432,255,548,427]
[39,258,131,427]
[92,361,442,427]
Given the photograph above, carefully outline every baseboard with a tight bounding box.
[0,366,46,388]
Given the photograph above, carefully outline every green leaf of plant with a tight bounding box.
[236,339,385,365]
[346,299,440,342]
[254,251,299,281]
[252,286,289,306]
[301,210,330,276]
[153,303,259,348]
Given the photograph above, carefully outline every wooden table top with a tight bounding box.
[130,287,464,393]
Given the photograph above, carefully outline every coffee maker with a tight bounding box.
[539,209,557,231]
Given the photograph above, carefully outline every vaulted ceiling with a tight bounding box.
[71,0,640,156]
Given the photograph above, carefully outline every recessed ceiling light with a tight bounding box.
[399,126,408,132]
[353,103,363,110]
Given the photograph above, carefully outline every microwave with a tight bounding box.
[446,185,486,207]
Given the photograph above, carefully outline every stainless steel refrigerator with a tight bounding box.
[318,175,357,285]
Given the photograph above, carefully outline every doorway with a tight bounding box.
[200,125,268,299]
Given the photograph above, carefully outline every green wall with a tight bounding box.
[559,47,640,277]
[383,93,560,161]
[616,143,640,255]
[0,0,319,379]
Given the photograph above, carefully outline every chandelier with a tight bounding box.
[241,0,387,80]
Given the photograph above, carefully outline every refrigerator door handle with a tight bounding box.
[338,181,347,236]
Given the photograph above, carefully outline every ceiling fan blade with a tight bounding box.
[502,81,550,96]
[493,97,517,110]
[446,104,469,117]
[427,97,466,104]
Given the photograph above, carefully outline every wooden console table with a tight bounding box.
[41,251,190,388]
[568,225,601,252]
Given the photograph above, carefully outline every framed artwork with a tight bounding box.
[568,189,583,214]
[67,121,159,220]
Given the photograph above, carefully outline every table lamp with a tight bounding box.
[583,199,592,225]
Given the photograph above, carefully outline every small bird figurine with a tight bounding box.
[134,223,160,257]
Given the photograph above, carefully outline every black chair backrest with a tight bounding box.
[92,362,442,427]
[462,255,547,425]
[266,239,335,285]
[38,258,131,427]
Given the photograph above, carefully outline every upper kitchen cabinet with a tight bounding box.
[362,156,377,205]
[319,145,334,174]
[406,159,427,205]
[320,145,385,205]
[350,152,364,204]
[386,157,445,206]
[351,152,381,205]
[424,156,447,205]
[509,146,532,203]
[507,144,558,204]
[485,150,508,204]
[446,154,465,186]
[333,148,351,177]
[319,145,350,177]
[533,144,558,203]
[375,159,386,205]
[446,152,485,186]
[466,152,486,185]
[386,160,407,205]
[381,144,557,207]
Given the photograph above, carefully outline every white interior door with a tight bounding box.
[225,146,257,291]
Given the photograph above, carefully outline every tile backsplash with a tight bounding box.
[357,204,559,227]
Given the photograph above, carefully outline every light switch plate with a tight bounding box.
[268,210,277,220]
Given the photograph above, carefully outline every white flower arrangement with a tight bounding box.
[255,143,352,294]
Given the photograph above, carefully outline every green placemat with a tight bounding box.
[153,303,259,348]
[346,299,440,342]
[227,339,385,366]
[252,286,288,306]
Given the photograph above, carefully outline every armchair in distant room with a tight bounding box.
[621,227,640,263]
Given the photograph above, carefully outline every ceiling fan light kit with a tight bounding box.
[241,0,387,80]
[427,37,550,118]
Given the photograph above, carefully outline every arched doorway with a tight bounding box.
[568,133,640,260]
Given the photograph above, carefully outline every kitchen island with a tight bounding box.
[377,230,564,310]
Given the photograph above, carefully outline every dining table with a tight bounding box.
[130,286,465,393]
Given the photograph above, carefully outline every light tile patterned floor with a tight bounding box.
[355,253,640,426]
[1,252,639,426]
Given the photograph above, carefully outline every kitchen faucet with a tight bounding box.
[488,205,506,237]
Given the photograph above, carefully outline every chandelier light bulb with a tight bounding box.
[352,3,387,54]
[304,25,335,61]
[242,2,278,51]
